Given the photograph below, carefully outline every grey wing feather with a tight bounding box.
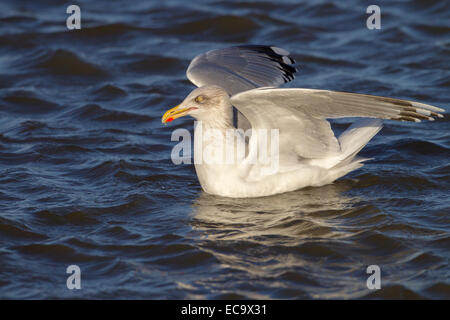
[231,89,341,161]
[230,87,445,161]
[232,88,445,122]
[186,45,297,131]
[186,45,297,96]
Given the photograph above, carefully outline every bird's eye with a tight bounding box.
[195,95,205,103]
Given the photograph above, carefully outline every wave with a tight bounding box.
[159,15,259,41]
[62,103,153,122]
[1,90,61,114]
[35,49,109,77]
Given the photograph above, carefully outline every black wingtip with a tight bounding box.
[235,45,298,83]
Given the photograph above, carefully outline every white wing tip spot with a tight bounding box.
[270,46,290,56]
[282,56,292,64]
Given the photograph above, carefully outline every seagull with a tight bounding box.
[161,45,444,198]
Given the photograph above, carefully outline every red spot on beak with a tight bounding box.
[166,117,174,122]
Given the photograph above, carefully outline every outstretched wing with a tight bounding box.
[186,45,297,96]
[232,88,444,122]
[230,87,445,163]
[187,45,297,131]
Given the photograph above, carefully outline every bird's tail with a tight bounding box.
[323,119,383,182]
[337,118,383,166]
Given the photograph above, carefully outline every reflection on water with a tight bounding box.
[188,184,370,299]
[192,183,359,242]
[188,182,448,299]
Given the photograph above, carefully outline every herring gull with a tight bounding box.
[161,45,444,198]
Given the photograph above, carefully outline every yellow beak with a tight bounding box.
[161,104,191,124]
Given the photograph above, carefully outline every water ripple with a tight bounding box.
[0,0,448,299]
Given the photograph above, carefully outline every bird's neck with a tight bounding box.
[198,105,234,131]
[193,103,235,164]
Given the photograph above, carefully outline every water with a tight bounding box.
[0,0,449,299]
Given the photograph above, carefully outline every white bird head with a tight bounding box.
[162,85,231,124]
